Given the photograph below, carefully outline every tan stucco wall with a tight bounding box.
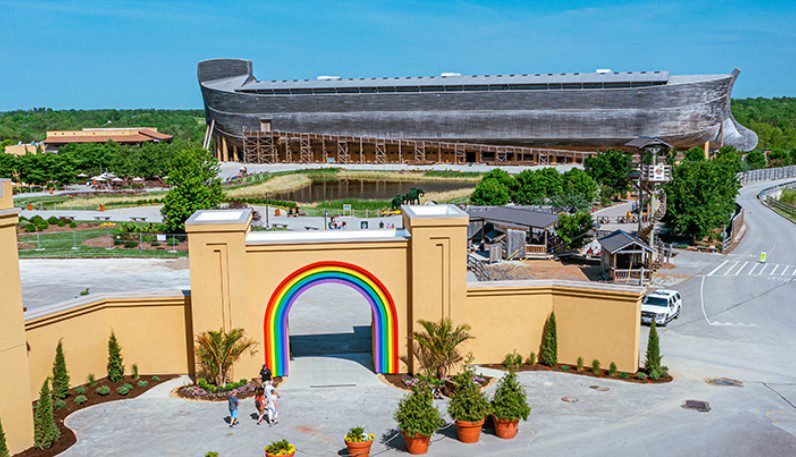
[465,280,642,373]
[24,293,193,402]
[0,179,34,454]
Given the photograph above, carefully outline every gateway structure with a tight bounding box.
[198,59,757,163]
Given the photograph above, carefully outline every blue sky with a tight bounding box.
[1,0,794,110]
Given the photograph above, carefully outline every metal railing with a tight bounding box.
[738,165,796,185]
[466,253,492,281]
[17,230,188,258]
[611,268,652,283]
[757,179,796,224]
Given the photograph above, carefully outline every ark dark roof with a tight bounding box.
[597,229,654,254]
[239,70,671,91]
[470,207,559,230]
[625,137,674,150]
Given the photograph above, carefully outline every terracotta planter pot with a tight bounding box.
[455,418,485,443]
[344,439,373,457]
[402,432,431,455]
[265,452,294,457]
[492,415,520,439]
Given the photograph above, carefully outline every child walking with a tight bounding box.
[254,387,266,425]
[228,392,240,428]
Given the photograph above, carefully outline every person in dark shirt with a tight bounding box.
[259,364,272,386]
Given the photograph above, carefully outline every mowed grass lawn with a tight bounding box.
[17,227,186,259]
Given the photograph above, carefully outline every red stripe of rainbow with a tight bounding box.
[263,261,399,376]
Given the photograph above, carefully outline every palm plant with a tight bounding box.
[406,319,473,380]
[195,328,258,386]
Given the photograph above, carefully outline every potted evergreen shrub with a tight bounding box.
[491,370,531,439]
[344,426,375,457]
[447,369,491,443]
[394,384,444,455]
[264,439,295,457]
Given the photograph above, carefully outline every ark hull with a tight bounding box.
[198,59,757,161]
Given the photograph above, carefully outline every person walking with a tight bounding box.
[265,380,280,426]
[254,387,266,425]
[228,392,240,428]
[259,364,272,386]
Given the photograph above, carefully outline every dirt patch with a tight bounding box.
[17,222,103,235]
[486,259,603,282]
[379,373,494,397]
[16,374,176,457]
[81,235,188,252]
[481,363,672,384]
[165,257,191,270]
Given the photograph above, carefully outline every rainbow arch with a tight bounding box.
[263,261,399,376]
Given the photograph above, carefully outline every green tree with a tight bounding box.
[683,147,706,162]
[644,322,662,376]
[664,160,740,241]
[470,178,510,205]
[714,147,743,173]
[447,368,491,422]
[583,150,632,199]
[513,169,546,205]
[556,211,594,250]
[195,328,258,386]
[161,146,222,232]
[33,378,61,450]
[491,370,531,421]
[394,384,444,437]
[481,169,517,194]
[406,319,473,380]
[107,332,125,383]
[768,148,793,167]
[539,312,558,366]
[52,340,70,400]
[744,150,767,170]
[0,417,9,457]
[561,168,598,203]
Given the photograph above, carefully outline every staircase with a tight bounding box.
[467,254,492,281]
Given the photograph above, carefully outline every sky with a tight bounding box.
[1,0,794,110]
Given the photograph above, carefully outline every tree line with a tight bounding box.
[0,141,189,186]
[0,108,205,146]
[732,97,796,151]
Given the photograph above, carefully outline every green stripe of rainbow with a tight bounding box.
[263,261,399,376]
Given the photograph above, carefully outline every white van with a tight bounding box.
[641,289,682,326]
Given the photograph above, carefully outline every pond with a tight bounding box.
[272,179,474,202]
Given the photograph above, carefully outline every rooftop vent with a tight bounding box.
[440,72,461,77]
[316,76,342,81]
[596,69,612,74]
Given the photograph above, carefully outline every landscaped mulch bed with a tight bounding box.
[482,363,673,384]
[16,374,176,457]
[379,373,494,396]
[17,222,103,235]
[173,377,284,402]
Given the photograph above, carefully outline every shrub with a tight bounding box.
[152,376,160,382]
[540,312,558,366]
[644,322,662,376]
[406,319,473,381]
[75,386,85,395]
[107,332,125,383]
[47,216,59,225]
[34,378,61,450]
[608,362,618,377]
[56,219,66,227]
[491,370,531,421]
[0,418,7,457]
[137,380,148,388]
[470,178,511,205]
[52,340,70,400]
[591,359,601,374]
[69,221,77,228]
[448,369,491,422]
[527,352,536,366]
[167,237,180,246]
[205,453,219,457]
[122,383,133,390]
[576,356,584,372]
[24,223,37,232]
[344,426,375,443]
[96,385,111,396]
[54,399,67,410]
[79,288,90,296]
[394,385,444,437]
[637,372,648,381]
[123,240,138,249]
[264,439,295,456]
[560,365,569,371]
[195,328,258,386]
[502,351,523,371]
[132,364,139,380]
[74,395,88,405]
[117,385,131,396]
[86,373,97,387]
[619,372,630,379]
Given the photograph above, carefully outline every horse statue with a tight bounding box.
[405,187,425,205]
[390,194,407,211]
